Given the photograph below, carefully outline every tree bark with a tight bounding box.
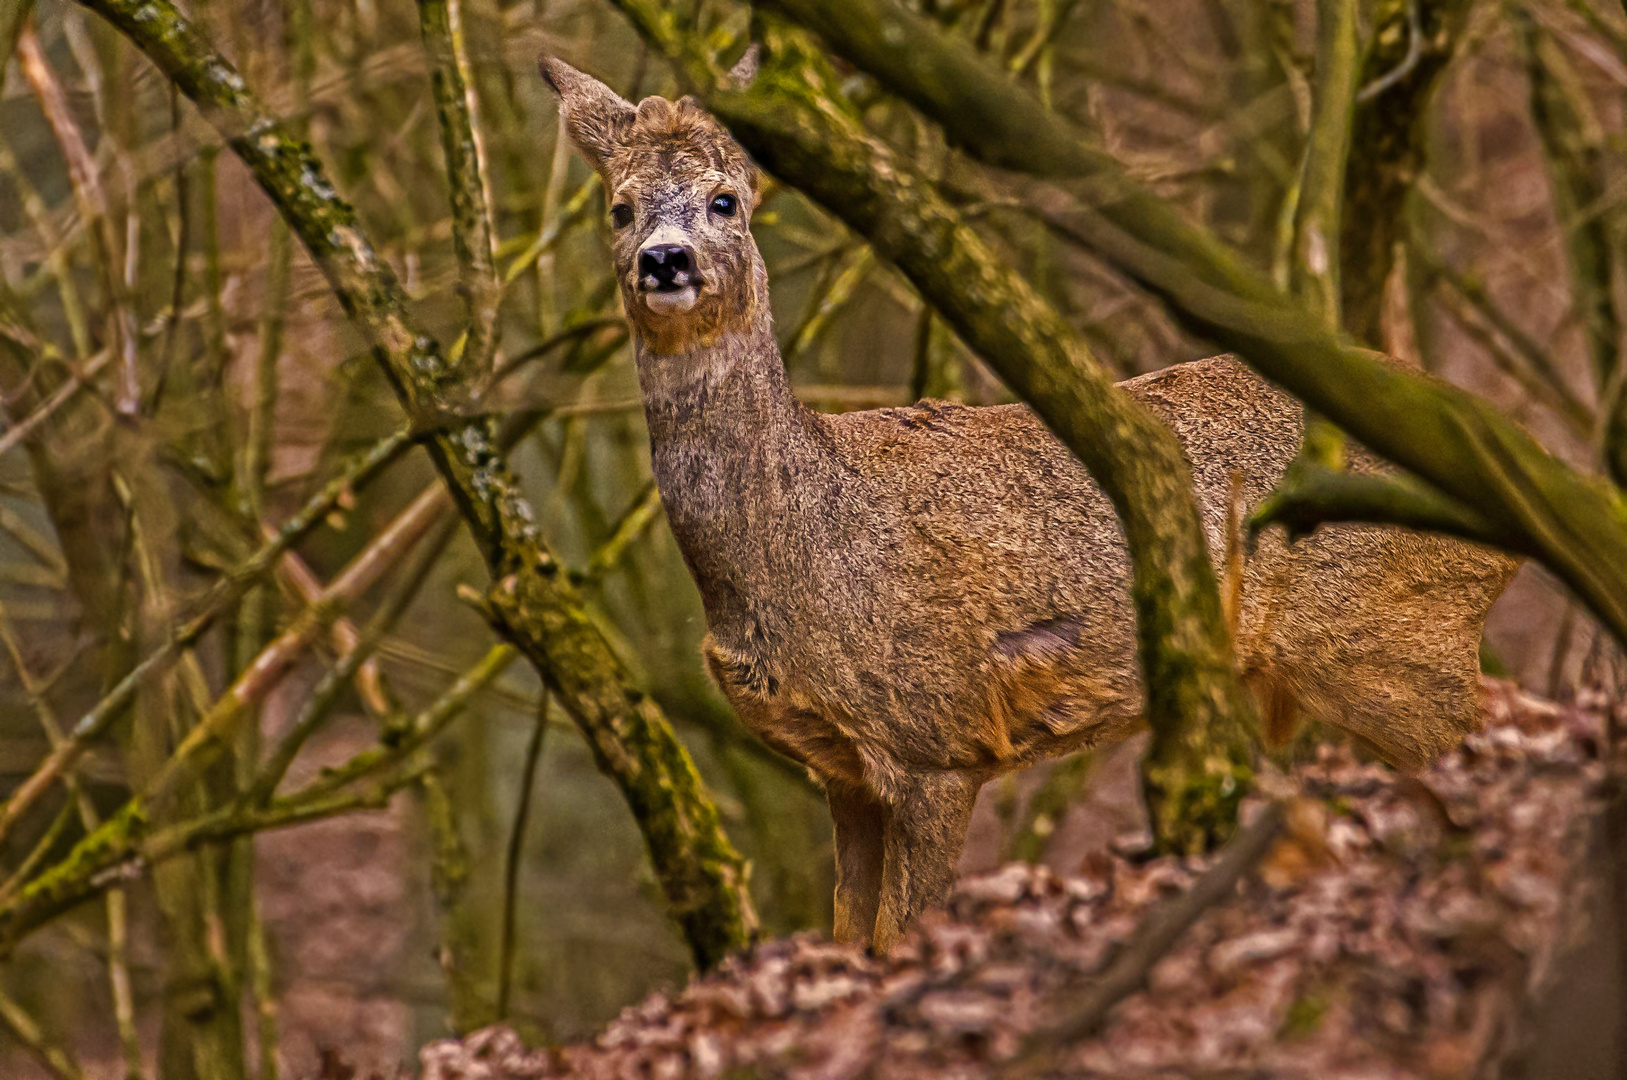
[616,5,1259,854]
[1340,0,1475,347]
[66,0,757,971]
[754,0,1627,657]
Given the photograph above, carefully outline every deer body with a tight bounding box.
[543,60,1518,955]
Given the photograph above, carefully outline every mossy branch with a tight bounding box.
[0,425,414,850]
[70,0,755,969]
[418,0,500,371]
[1290,0,1360,328]
[1411,239,1596,434]
[756,0,1627,658]
[1247,467,1519,554]
[1279,0,1360,492]
[615,4,1257,853]
[1340,0,1474,346]
[0,644,518,957]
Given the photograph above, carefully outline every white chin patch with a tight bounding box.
[643,286,699,315]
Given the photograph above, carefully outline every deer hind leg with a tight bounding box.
[826,780,887,946]
[872,770,981,957]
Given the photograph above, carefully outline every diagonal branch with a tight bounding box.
[0,644,517,956]
[1247,466,1520,553]
[1518,9,1627,485]
[1007,800,1286,1077]
[71,0,754,969]
[615,6,1259,852]
[756,0,1627,659]
[15,23,140,416]
[0,426,414,849]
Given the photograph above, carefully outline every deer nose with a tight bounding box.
[639,244,692,287]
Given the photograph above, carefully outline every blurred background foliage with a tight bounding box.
[0,0,1624,1075]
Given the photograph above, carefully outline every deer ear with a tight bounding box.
[539,57,634,173]
[726,43,760,89]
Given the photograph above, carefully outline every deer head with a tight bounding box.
[540,58,766,357]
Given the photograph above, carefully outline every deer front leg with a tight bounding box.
[872,770,981,957]
[826,780,887,946]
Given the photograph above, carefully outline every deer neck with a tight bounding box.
[635,307,829,627]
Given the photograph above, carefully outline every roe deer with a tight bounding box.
[541,59,1518,956]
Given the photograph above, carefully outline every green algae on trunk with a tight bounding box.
[613,4,1257,854]
[65,0,756,970]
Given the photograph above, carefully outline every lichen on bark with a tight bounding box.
[753,0,1627,658]
[1339,0,1475,347]
[615,2,1258,853]
[68,0,756,970]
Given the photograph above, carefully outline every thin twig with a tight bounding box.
[275,545,396,718]
[784,248,876,365]
[0,427,413,848]
[0,985,85,1080]
[0,599,142,1079]
[0,349,113,461]
[0,142,94,358]
[0,802,76,907]
[580,481,661,583]
[16,24,140,415]
[1357,0,1422,102]
[497,693,549,1020]
[0,645,516,956]
[249,511,461,804]
[145,481,455,811]
[1006,802,1286,1076]
[1414,241,1595,436]
[1011,0,1085,77]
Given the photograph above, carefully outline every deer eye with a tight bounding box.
[709,193,738,217]
[610,203,634,229]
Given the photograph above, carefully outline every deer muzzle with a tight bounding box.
[638,243,702,314]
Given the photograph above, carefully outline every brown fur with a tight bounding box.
[542,60,1519,955]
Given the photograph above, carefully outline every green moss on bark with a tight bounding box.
[615,6,1257,853]
[752,0,1627,660]
[69,0,756,970]
[1339,0,1473,347]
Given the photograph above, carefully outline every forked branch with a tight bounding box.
[66,0,756,969]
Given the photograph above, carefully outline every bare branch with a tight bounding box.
[0,427,414,849]
[0,644,517,956]
[1518,10,1627,484]
[15,24,140,415]
[497,694,549,1020]
[1008,800,1287,1076]
[72,0,756,967]
[0,984,85,1080]
[1247,465,1520,554]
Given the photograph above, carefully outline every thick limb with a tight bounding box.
[826,780,886,946]
[873,770,982,956]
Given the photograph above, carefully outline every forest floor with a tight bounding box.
[390,679,1620,1080]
